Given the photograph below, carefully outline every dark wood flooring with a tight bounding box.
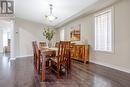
[41,60,130,87]
[0,54,130,87]
[0,53,15,87]
[0,54,35,87]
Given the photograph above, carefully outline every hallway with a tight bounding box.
[0,53,15,87]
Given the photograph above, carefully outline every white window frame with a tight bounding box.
[94,7,115,53]
[60,29,65,41]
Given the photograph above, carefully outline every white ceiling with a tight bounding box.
[15,0,119,27]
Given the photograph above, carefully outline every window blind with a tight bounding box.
[60,29,65,41]
[95,9,112,52]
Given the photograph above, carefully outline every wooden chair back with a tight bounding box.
[32,41,37,67]
[39,42,46,48]
[55,42,59,48]
[32,41,41,74]
[57,41,70,64]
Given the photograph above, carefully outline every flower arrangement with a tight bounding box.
[43,27,55,47]
[43,28,55,41]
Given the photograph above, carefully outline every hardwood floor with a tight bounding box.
[41,60,130,87]
[0,54,37,87]
[0,53,15,87]
[0,54,130,87]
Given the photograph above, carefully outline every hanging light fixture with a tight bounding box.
[45,4,57,22]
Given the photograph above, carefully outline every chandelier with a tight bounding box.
[45,4,57,22]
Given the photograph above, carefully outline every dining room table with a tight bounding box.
[40,47,71,81]
[40,47,58,81]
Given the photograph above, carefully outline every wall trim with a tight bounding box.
[90,60,130,74]
[10,58,16,60]
[16,55,33,58]
[10,55,33,60]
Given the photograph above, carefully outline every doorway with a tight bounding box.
[0,19,13,58]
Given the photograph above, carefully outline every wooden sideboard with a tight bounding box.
[70,44,89,64]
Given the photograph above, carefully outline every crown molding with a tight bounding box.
[55,0,121,29]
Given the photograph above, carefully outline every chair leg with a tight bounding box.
[66,62,69,73]
[57,65,60,79]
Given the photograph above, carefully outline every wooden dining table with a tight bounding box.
[40,47,58,81]
[40,47,71,81]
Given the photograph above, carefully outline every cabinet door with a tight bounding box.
[79,46,84,61]
[75,45,83,60]
[74,46,78,59]
[71,45,89,63]
[70,45,75,58]
[84,45,89,62]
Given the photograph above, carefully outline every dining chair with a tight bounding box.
[39,42,46,48]
[32,41,37,69]
[32,41,53,77]
[32,41,42,75]
[50,41,71,78]
[55,42,59,48]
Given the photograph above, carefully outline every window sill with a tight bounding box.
[94,50,115,54]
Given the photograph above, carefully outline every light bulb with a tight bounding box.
[46,15,57,21]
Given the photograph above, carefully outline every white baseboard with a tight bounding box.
[90,60,130,74]
[10,58,16,60]
[16,55,33,58]
[9,55,33,60]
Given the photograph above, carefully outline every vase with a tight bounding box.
[48,40,52,48]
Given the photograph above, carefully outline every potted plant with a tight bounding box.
[43,27,55,48]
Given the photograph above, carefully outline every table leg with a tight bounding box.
[41,55,46,81]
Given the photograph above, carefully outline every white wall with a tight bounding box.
[14,18,57,57]
[57,0,130,73]
[0,30,3,53]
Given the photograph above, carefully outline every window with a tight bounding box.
[60,29,64,41]
[95,8,113,52]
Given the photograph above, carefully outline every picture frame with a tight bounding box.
[70,24,81,41]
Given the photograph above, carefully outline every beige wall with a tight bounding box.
[14,18,58,57]
[57,0,130,73]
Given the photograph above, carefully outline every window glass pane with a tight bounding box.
[95,9,112,52]
[60,29,64,41]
